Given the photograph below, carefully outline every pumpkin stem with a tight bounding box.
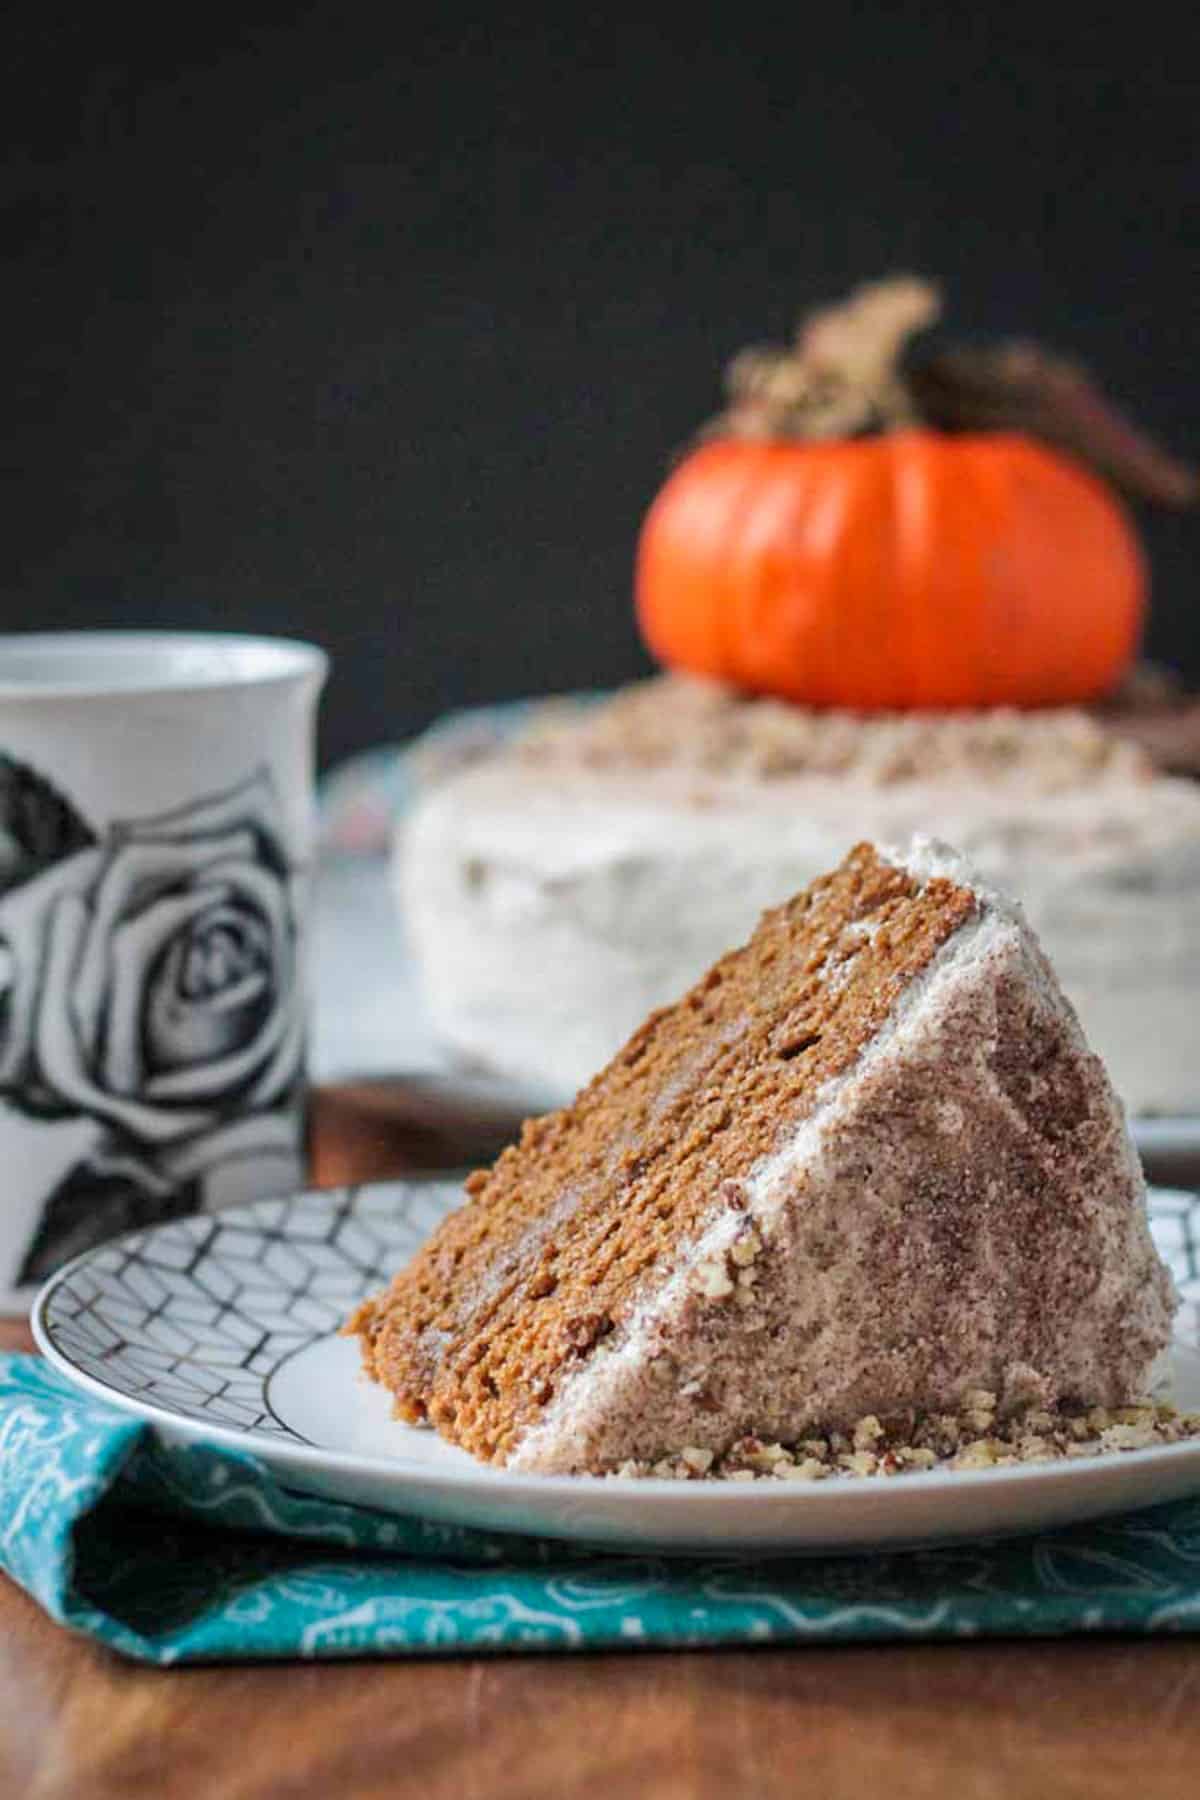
[700,275,942,443]
[698,277,1197,509]
[909,342,1198,508]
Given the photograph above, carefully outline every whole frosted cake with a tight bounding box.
[397,676,1200,1115]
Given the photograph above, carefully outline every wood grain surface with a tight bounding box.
[0,1084,1197,1800]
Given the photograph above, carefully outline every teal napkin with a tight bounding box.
[3,1354,1200,1664]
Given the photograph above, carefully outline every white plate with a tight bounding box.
[32,1181,1200,1555]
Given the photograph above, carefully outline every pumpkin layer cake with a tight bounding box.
[397,674,1200,1114]
[354,838,1175,1475]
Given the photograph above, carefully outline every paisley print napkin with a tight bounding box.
[3,1352,1200,1664]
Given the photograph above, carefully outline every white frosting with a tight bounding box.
[396,760,1200,1115]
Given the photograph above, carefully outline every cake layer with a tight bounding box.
[397,685,1200,1114]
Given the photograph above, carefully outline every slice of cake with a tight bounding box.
[352,838,1175,1475]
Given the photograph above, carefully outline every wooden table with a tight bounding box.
[1,1081,1198,1800]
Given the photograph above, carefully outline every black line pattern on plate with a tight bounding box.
[37,1181,462,1440]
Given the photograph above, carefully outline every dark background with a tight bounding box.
[6,7,1199,768]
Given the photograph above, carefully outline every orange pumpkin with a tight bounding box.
[633,276,1197,712]
[635,428,1146,710]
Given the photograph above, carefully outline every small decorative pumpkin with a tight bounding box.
[635,279,1195,710]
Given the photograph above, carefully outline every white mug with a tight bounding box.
[0,631,327,1312]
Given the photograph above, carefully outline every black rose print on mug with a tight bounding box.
[0,757,305,1282]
